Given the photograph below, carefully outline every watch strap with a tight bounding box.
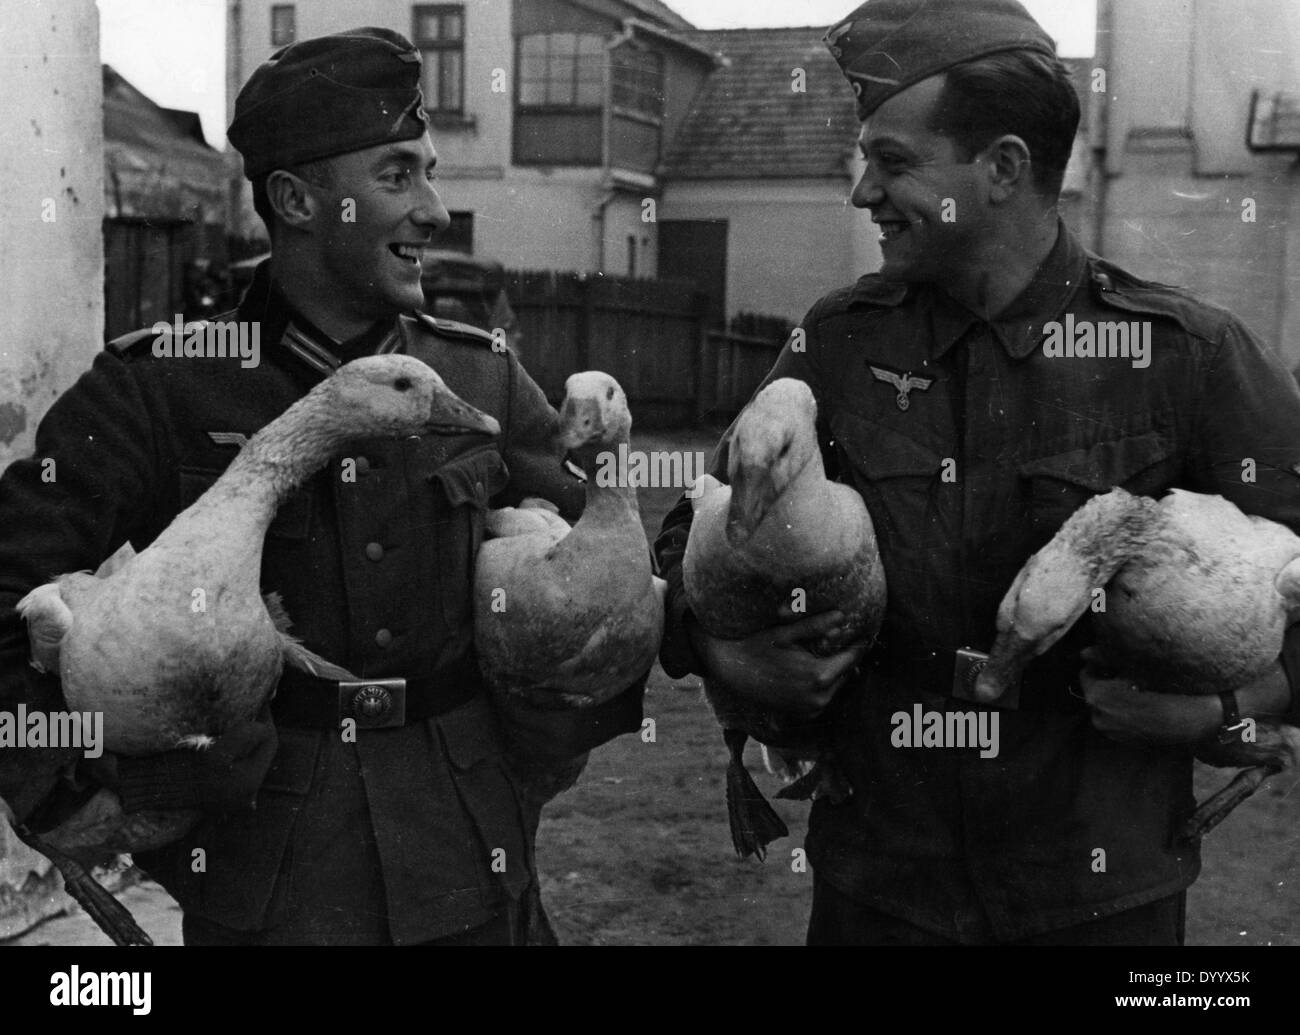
[1216,690,1245,744]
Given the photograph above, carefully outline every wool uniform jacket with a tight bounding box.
[0,263,643,943]
[655,221,1300,943]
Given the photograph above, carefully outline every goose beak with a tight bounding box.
[726,463,778,545]
[972,631,1034,702]
[555,399,602,452]
[424,384,500,437]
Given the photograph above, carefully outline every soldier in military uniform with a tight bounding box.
[0,27,643,945]
[655,0,1300,945]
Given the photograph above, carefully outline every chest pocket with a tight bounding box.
[1018,430,1182,543]
[829,410,945,543]
[178,466,313,540]
[426,445,510,634]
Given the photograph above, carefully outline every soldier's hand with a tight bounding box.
[1079,647,1218,746]
[690,609,869,717]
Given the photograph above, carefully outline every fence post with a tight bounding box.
[577,274,593,372]
[693,290,712,425]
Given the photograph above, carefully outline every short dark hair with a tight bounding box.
[250,158,337,236]
[930,49,1081,198]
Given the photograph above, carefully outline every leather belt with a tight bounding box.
[867,642,1083,712]
[272,653,485,730]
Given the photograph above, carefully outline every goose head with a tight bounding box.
[556,371,631,464]
[1275,555,1300,618]
[327,354,500,439]
[725,378,818,545]
[974,488,1154,702]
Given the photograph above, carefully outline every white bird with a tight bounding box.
[977,486,1300,838]
[474,372,664,711]
[683,378,886,858]
[11,353,500,943]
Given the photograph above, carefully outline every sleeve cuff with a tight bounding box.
[659,577,705,680]
[116,753,203,813]
[1278,622,1300,725]
[494,677,646,765]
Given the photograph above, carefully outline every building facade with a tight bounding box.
[1084,0,1300,370]
[228,1,714,283]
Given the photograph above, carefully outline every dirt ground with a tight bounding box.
[8,428,1298,946]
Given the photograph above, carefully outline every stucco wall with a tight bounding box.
[1097,155,1300,369]
[442,167,609,272]
[0,0,103,930]
[0,0,103,469]
[1096,0,1300,369]
[661,177,880,323]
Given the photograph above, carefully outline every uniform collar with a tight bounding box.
[237,258,405,379]
[919,218,1087,362]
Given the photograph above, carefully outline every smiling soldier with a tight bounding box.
[655,0,1300,945]
[0,27,645,945]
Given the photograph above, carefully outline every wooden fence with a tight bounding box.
[504,269,790,427]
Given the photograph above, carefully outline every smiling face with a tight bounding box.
[851,75,993,286]
[304,133,450,324]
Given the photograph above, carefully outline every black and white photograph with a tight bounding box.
[0,0,1296,1009]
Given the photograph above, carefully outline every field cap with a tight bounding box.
[229,26,429,179]
[824,0,1057,120]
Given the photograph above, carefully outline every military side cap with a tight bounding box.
[229,26,429,179]
[824,0,1057,120]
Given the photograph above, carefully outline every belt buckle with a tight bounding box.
[338,678,407,730]
[951,647,1020,710]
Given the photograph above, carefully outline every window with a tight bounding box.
[413,5,465,113]
[612,46,664,119]
[518,33,605,108]
[270,5,295,47]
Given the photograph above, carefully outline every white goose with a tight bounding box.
[474,372,664,711]
[11,353,499,943]
[976,487,1300,838]
[683,378,886,858]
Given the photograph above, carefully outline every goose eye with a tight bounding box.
[394,377,412,392]
[606,386,614,401]
[779,442,791,458]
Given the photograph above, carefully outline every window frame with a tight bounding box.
[270,4,296,47]
[412,4,466,115]
[515,32,606,112]
[610,43,665,123]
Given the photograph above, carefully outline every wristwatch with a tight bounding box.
[1216,690,1249,744]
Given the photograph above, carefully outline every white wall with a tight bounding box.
[0,0,103,468]
[0,0,103,930]
[661,177,880,323]
[442,167,610,272]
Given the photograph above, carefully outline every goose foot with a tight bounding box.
[774,757,851,804]
[1177,763,1281,843]
[775,760,825,801]
[723,729,788,860]
[15,825,153,946]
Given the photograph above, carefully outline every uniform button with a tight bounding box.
[365,542,384,561]
[355,456,370,474]
[375,628,393,648]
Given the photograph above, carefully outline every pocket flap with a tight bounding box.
[1019,430,1176,491]
[259,727,320,795]
[429,447,509,508]
[832,412,944,480]
[436,696,502,771]
[178,467,220,508]
[180,466,311,538]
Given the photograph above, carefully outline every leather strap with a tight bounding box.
[1216,689,1245,743]
[272,653,485,729]
[867,642,1083,711]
